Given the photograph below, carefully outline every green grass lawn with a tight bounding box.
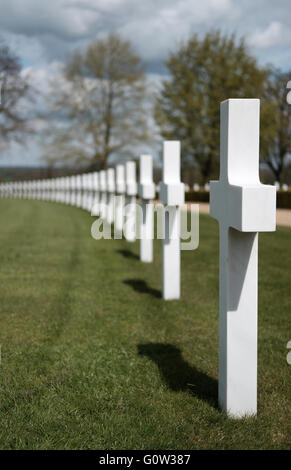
[0,199,290,450]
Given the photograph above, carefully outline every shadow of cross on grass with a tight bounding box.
[138,343,218,409]
[123,279,161,299]
[117,249,139,260]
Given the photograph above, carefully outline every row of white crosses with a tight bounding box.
[0,174,99,209]
[193,183,210,191]
[97,151,184,300]
[275,182,289,191]
[0,154,184,300]
[0,98,276,418]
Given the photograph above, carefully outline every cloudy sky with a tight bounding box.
[1,0,290,166]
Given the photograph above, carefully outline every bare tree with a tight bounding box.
[0,43,30,146]
[45,34,152,169]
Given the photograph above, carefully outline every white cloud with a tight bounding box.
[0,30,45,65]
[90,0,235,61]
[0,0,99,40]
[0,0,290,70]
[247,21,289,48]
[0,0,235,65]
[1,0,291,166]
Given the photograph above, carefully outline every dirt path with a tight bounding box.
[187,202,291,227]
[154,200,291,227]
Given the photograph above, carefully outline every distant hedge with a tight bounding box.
[277,191,291,209]
[184,189,291,209]
[185,190,209,203]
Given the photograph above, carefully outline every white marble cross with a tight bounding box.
[210,99,276,418]
[64,177,69,205]
[86,173,95,212]
[99,170,107,219]
[52,179,56,202]
[91,172,100,216]
[62,177,67,204]
[159,141,185,300]
[41,179,45,201]
[17,182,22,199]
[81,174,87,210]
[64,177,69,204]
[22,181,27,199]
[58,177,63,203]
[82,174,89,210]
[43,179,48,201]
[55,178,60,203]
[42,179,47,201]
[31,180,36,200]
[115,165,126,233]
[138,154,155,262]
[106,168,115,224]
[70,176,76,206]
[125,161,137,242]
[29,181,33,200]
[36,180,41,200]
[60,178,64,203]
[75,175,82,208]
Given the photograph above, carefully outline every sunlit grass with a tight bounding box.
[0,199,289,449]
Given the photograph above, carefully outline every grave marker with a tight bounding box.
[65,176,71,205]
[99,170,107,219]
[88,172,95,212]
[115,165,126,233]
[125,161,137,242]
[210,99,276,417]
[91,172,100,216]
[85,173,93,212]
[107,168,115,224]
[159,141,185,300]
[138,154,155,262]
[70,176,76,206]
[81,174,88,210]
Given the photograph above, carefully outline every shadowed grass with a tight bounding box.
[0,199,289,449]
